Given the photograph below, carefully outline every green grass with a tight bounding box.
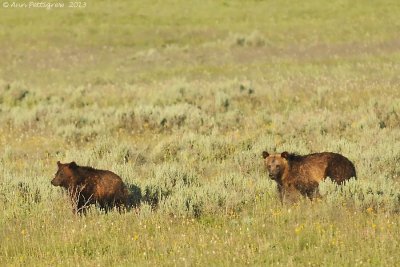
[1,0,400,266]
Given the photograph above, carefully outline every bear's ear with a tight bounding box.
[69,161,77,169]
[281,151,289,159]
[262,151,269,159]
[57,161,61,167]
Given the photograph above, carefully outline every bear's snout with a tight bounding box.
[268,172,279,180]
[51,178,60,186]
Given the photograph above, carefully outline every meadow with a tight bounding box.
[0,0,400,265]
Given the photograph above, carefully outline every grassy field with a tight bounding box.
[1,0,400,265]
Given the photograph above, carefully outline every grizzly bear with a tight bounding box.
[51,161,130,214]
[262,151,356,202]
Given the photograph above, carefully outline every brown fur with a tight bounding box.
[262,151,356,202]
[51,161,130,214]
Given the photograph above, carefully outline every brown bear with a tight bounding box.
[51,161,130,214]
[262,151,356,202]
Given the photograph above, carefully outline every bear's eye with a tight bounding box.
[267,164,271,168]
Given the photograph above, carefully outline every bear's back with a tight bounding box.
[288,152,355,184]
[75,167,126,200]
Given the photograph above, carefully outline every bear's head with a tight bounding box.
[262,151,289,181]
[51,161,78,188]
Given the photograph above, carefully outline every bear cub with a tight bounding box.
[51,161,130,214]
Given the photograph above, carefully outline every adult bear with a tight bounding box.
[262,151,356,202]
